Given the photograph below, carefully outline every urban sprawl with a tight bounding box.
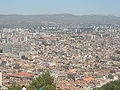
[0,24,120,90]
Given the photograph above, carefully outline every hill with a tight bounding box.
[0,14,120,26]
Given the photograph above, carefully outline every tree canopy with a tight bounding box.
[8,82,21,90]
[8,72,56,90]
[93,80,120,90]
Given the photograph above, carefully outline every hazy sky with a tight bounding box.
[0,0,120,16]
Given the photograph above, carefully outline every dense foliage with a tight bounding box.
[115,50,120,54]
[93,80,120,90]
[8,72,56,90]
[8,82,21,90]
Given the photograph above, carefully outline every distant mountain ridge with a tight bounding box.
[0,14,120,25]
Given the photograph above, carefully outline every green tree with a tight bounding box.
[29,71,56,90]
[8,82,21,90]
[8,72,56,90]
[42,84,56,90]
[94,80,120,90]
[115,50,120,54]
[27,85,37,90]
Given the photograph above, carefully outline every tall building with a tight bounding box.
[0,33,2,43]
[0,71,2,86]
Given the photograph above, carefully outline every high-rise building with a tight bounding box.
[0,71,2,86]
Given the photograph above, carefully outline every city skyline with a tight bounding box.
[0,0,120,16]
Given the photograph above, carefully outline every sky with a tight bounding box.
[0,0,120,16]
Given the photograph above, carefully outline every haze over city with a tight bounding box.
[0,0,120,16]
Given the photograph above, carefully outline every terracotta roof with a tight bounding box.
[83,77,94,81]
[10,72,33,77]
